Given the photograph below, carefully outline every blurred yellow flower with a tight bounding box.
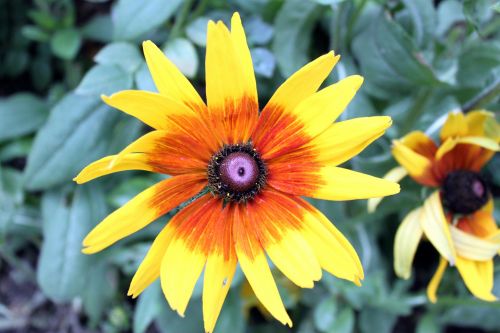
[371,110,500,302]
[74,12,400,332]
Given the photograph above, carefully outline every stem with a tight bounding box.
[191,0,209,19]
[169,0,195,40]
[462,77,500,112]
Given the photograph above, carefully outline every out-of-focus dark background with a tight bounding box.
[0,0,499,332]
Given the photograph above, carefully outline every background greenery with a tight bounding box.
[1,0,499,332]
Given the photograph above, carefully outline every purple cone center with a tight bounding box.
[472,179,485,198]
[220,152,259,192]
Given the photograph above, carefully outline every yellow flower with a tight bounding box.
[372,110,500,302]
[75,12,399,332]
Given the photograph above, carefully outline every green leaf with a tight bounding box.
[0,138,32,162]
[272,0,320,77]
[212,290,245,333]
[50,28,82,60]
[94,42,142,73]
[82,14,114,43]
[133,281,163,333]
[23,93,118,190]
[359,308,397,333]
[83,260,118,323]
[352,14,441,99]
[37,183,107,302]
[134,62,157,92]
[112,0,183,40]
[0,93,48,142]
[163,38,199,78]
[416,313,441,333]
[457,40,500,87]
[314,297,338,332]
[245,16,274,45]
[76,64,133,96]
[21,25,50,42]
[436,0,465,37]
[156,298,204,333]
[251,48,276,78]
[401,0,437,47]
[185,17,210,47]
[463,0,497,33]
[327,307,354,333]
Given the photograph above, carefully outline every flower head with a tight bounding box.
[75,13,399,332]
[380,110,500,302]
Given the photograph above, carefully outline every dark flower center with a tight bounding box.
[207,143,266,202]
[442,170,489,215]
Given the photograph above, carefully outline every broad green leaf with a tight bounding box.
[164,38,199,78]
[156,298,204,333]
[185,16,210,47]
[359,308,397,333]
[463,0,497,33]
[0,138,32,162]
[133,281,163,333]
[352,14,441,99]
[401,0,436,47]
[23,93,118,190]
[82,14,114,43]
[76,64,133,96]
[37,183,107,302]
[457,40,500,87]
[251,47,276,78]
[83,260,118,324]
[416,313,441,333]
[95,42,142,73]
[21,25,50,42]
[245,16,274,45]
[436,0,465,36]
[50,28,82,60]
[314,297,338,332]
[0,93,48,142]
[328,307,354,333]
[134,62,157,92]
[112,0,183,40]
[212,290,245,333]
[272,0,320,77]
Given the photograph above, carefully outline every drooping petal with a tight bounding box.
[465,110,495,137]
[252,52,339,158]
[427,257,447,303]
[293,196,364,283]
[74,153,154,184]
[233,204,292,327]
[142,40,205,111]
[160,196,221,316]
[203,205,237,333]
[304,116,393,166]
[256,76,364,160]
[205,14,259,144]
[245,191,322,288]
[82,174,206,254]
[420,191,456,264]
[368,166,408,212]
[394,207,424,279]
[440,111,468,142]
[455,257,497,301]
[268,165,400,201]
[392,131,439,186]
[450,224,500,261]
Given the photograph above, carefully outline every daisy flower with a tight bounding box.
[371,110,500,302]
[75,13,399,332]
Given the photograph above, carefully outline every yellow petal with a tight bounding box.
[394,207,424,279]
[440,111,468,141]
[74,153,154,184]
[102,90,197,130]
[265,228,322,289]
[420,191,456,264]
[161,237,207,316]
[427,257,448,303]
[290,75,364,138]
[455,257,497,301]
[234,206,292,327]
[450,225,500,261]
[392,140,435,185]
[307,116,393,166]
[312,166,400,200]
[299,201,363,282]
[465,110,494,137]
[476,259,494,293]
[436,136,500,159]
[82,174,205,254]
[142,40,205,109]
[203,253,237,333]
[266,52,339,115]
[128,223,175,298]
[368,166,408,213]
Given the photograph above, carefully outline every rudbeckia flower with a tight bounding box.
[75,13,399,332]
[370,110,500,302]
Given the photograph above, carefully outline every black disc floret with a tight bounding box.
[207,143,267,203]
[442,170,489,215]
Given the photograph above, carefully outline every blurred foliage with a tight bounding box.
[1,0,500,332]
